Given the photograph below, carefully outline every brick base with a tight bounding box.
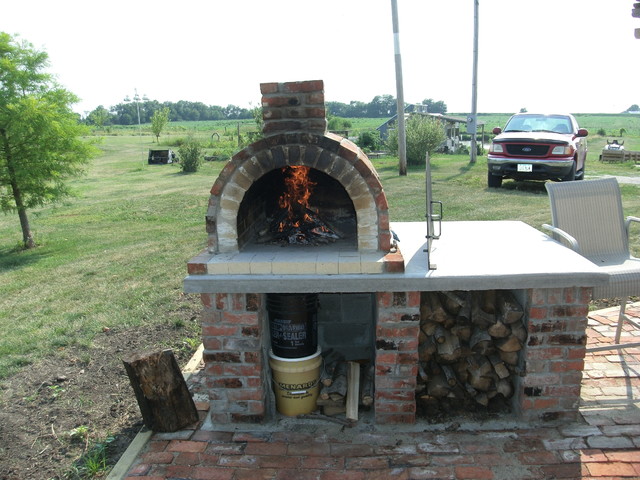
[197,287,591,425]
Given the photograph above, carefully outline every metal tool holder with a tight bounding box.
[424,152,442,270]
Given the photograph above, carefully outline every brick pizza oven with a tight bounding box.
[185,80,606,425]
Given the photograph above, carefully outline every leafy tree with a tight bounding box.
[386,115,445,165]
[151,106,170,143]
[86,105,110,128]
[0,33,97,248]
[421,98,448,114]
[357,130,382,152]
[626,104,639,112]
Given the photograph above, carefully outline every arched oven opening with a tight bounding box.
[237,166,357,251]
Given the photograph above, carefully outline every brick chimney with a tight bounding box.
[260,80,327,135]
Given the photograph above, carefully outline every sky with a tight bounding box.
[3,0,639,116]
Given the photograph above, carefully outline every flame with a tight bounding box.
[278,166,316,231]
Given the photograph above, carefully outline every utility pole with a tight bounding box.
[469,0,479,164]
[391,0,407,176]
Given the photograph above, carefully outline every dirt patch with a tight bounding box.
[0,299,202,480]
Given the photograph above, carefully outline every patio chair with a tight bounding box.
[543,177,640,352]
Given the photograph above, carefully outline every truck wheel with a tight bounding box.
[488,172,503,188]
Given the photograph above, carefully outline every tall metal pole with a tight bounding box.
[391,0,407,176]
[469,0,479,163]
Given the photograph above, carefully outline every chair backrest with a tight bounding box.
[545,178,629,263]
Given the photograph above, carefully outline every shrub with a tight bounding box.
[357,130,382,152]
[178,137,203,172]
[386,115,446,165]
[596,128,606,136]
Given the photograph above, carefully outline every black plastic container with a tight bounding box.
[267,293,318,358]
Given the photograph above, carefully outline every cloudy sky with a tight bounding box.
[3,0,638,115]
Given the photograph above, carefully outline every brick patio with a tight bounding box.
[117,303,640,480]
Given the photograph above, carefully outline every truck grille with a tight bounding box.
[505,144,549,156]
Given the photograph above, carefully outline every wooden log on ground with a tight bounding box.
[123,349,198,432]
[499,350,520,366]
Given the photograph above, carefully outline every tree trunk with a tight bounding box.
[2,130,35,248]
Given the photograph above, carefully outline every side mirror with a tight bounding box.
[577,128,588,137]
[492,127,502,135]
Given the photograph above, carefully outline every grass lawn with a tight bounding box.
[1,125,640,380]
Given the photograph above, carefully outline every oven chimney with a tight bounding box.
[260,80,327,135]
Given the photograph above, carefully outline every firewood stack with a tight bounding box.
[416,290,526,415]
[316,350,374,418]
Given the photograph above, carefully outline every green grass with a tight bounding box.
[1,117,640,379]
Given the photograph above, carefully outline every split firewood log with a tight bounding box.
[488,354,510,379]
[471,294,495,328]
[419,335,437,362]
[442,291,465,315]
[510,321,528,343]
[495,334,522,353]
[487,319,511,338]
[499,350,520,366]
[421,320,439,337]
[418,362,430,383]
[427,374,451,398]
[451,321,472,342]
[480,290,497,314]
[433,325,447,344]
[327,361,348,401]
[496,378,513,398]
[426,292,448,323]
[360,363,374,406]
[441,364,458,387]
[436,330,461,363]
[469,328,495,355]
[320,350,344,387]
[497,290,524,324]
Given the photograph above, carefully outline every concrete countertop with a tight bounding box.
[183,221,607,294]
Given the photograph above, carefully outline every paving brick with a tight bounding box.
[234,468,279,480]
[256,454,300,469]
[287,442,331,456]
[406,466,455,479]
[587,461,640,477]
[318,471,366,480]
[329,443,376,457]
[167,439,208,453]
[454,466,494,479]
[140,451,174,464]
[345,456,390,469]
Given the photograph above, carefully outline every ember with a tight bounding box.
[258,166,341,245]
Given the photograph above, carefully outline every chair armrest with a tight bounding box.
[542,224,581,253]
[625,216,640,238]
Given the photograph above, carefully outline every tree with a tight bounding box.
[0,33,97,248]
[151,107,170,143]
[386,115,446,165]
[421,98,448,114]
[86,105,110,128]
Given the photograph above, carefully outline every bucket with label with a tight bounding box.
[267,293,318,358]
[269,347,322,416]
